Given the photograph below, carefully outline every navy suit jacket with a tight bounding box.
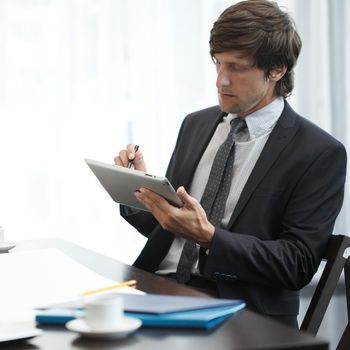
[121,101,346,318]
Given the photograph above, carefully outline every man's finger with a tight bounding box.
[177,186,197,208]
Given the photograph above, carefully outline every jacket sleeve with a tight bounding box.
[119,205,158,238]
[119,117,188,237]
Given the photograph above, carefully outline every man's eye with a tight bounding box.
[229,64,250,73]
[229,65,243,72]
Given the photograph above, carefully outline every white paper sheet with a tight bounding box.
[0,248,143,323]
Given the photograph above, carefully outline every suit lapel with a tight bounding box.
[227,101,299,228]
[176,110,226,189]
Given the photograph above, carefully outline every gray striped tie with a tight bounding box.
[175,118,247,283]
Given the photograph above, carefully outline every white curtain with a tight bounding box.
[0,0,348,263]
[292,0,350,236]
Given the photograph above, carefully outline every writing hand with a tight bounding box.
[114,144,147,172]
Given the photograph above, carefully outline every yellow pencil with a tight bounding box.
[81,279,137,296]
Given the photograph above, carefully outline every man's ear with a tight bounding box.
[269,66,287,82]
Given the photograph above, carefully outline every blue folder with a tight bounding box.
[35,294,246,329]
[36,303,245,329]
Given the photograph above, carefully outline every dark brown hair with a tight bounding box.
[209,0,302,98]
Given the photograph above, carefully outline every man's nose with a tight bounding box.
[216,71,230,87]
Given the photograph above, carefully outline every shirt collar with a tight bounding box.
[226,97,284,140]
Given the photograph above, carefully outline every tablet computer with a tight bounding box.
[85,158,183,211]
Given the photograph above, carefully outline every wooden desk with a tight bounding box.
[3,238,328,350]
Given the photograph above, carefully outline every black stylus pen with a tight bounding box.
[127,145,139,168]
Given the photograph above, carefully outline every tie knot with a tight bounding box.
[230,118,247,136]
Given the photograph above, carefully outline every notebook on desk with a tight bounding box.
[120,293,245,314]
[0,323,43,343]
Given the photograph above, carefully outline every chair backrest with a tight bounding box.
[337,254,350,350]
[337,323,350,350]
[300,234,350,349]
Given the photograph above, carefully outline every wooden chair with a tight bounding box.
[300,234,350,350]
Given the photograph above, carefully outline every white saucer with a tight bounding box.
[0,241,16,253]
[66,317,142,339]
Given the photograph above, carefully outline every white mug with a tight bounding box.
[84,295,124,331]
[0,226,4,244]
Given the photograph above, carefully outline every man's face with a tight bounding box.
[214,51,278,117]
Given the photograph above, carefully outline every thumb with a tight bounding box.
[176,186,192,205]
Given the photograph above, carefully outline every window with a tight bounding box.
[0,0,348,263]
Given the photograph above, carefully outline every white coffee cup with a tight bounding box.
[84,295,124,331]
[0,226,4,244]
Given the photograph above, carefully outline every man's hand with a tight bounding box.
[134,186,215,248]
[114,144,146,172]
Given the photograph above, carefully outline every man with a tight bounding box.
[115,0,346,327]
